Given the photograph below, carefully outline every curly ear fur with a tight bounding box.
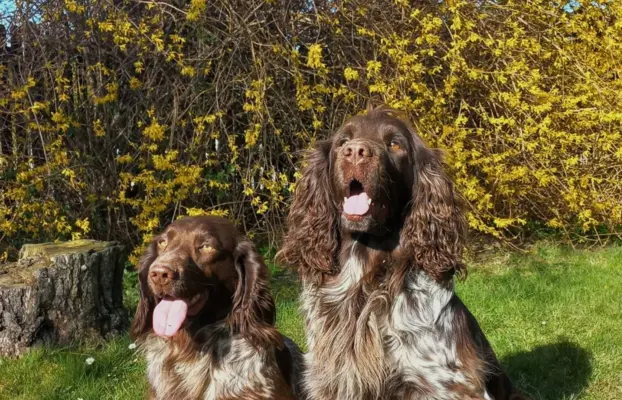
[400,134,467,282]
[130,240,158,340]
[228,239,282,349]
[277,140,340,284]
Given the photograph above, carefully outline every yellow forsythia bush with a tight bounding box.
[1,0,621,262]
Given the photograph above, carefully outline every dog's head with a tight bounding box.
[130,216,280,348]
[279,106,466,282]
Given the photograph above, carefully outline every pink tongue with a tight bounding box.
[153,299,188,337]
[343,192,370,216]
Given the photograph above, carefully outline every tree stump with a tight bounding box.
[0,240,128,357]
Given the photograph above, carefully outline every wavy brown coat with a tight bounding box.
[278,106,527,400]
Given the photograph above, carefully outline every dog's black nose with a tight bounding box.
[343,140,373,164]
[149,265,179,286]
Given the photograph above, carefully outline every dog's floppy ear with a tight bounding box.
[277,140,340,285]
[129,239,158,340]
[228,239,282,349]
[400,128,467,282]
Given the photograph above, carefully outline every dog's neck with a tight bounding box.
[180,292,234,340]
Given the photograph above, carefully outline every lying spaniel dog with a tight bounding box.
[131,216,305,400]
[278,106,524,400]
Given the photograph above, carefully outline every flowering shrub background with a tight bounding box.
[1,0,621,263]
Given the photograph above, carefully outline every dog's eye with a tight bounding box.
[157,239,168,249]
[199,244,214,253]
[390,141,402,151]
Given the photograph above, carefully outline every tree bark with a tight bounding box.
[0,240,128,357]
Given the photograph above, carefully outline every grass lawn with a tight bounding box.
[1,243,621,400]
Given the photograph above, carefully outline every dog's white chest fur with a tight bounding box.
[385,271,471,399]
[302,256,488,399]
[142,328,275,400]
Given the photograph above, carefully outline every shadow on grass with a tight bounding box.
[503,340,592,400]
[270,267,301,303]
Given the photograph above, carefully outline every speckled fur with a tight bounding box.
[279,107,523,400]
[302,253,493,400]
[141,324,295,400]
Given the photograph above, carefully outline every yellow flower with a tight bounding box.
[344,67,359,81]
[307,44,325,69]
[129,77,142,89]
[187,0,206,21]
[143,120,166,141]
[94,119,105,137]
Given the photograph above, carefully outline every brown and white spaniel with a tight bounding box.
[131,216,305,400]
[278,106,525,400]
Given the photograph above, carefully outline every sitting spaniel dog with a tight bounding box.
[278,106,525,400]
[131,216,305,400]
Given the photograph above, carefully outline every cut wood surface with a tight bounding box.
[0,240,128,357]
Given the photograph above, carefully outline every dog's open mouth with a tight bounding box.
[153,293,207,337]
[343,179,372,220]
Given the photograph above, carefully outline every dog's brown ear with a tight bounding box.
[277,140,340,285]
[228,239,282,349]
[129,240,158,340]
[401,128,467,282]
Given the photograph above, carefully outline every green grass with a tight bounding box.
[1,243,621,400]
